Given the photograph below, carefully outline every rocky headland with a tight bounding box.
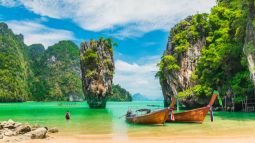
[157,0,255,109]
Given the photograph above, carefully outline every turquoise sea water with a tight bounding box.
[0,101,255,139]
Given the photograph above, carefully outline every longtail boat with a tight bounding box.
[167,90,219,123]
[125,108,169,125]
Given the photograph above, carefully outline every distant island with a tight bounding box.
[132,93,163,101]
[132,93,150,101]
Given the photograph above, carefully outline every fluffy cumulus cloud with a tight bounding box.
[1,0,216,38]
[114,58,162,99]
[7,20,75,47]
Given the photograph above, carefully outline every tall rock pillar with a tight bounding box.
[80,38,115,108]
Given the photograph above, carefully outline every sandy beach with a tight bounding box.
[16,124,255,143]
[18,134,255,143]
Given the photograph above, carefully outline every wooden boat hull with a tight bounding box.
[126,108,169,125]
[167,106,210,123]
[167,91,219,123]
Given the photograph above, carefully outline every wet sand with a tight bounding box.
[21,134,255,143]
[20,125,255,143]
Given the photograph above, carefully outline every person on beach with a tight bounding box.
[65,111,70,120]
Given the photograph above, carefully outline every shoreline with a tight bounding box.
[1,102,255,143]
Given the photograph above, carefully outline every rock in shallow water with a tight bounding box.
[16,124,31,134]
[48,127,58,133]
[0,120,58,141]
[4,129,15,136]
[1,119,16,129]
[80,38,115,108]
[27,127,47,139]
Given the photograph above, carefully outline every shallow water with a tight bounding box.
[0,101,255,139]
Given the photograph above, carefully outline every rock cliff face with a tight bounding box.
[163,40,206,107]
[159,15,207,107]
[158,0,255,109]
[80,38,114,108]
[244,0,255,86]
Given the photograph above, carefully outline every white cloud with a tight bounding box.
[6,20,75,47]
[0,0,20,7]
[113,58,162,99]
[2,0,216,38]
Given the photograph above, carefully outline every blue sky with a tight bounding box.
[0,0,215,99]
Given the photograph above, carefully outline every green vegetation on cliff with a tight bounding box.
[30,41,83,101]
[80,37,116,108]
[194,0,254,99]
[0,23,83,101]
[80,37,115,79]
[0,23,30,102]
[171,13,208,54]
[108,84,132,102]
[158,0,254,107]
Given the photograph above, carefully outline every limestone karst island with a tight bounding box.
[0,0,255,143]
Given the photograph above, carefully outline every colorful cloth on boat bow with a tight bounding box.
[168,107,175,121]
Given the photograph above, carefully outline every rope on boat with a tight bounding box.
[209,106,214,122]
